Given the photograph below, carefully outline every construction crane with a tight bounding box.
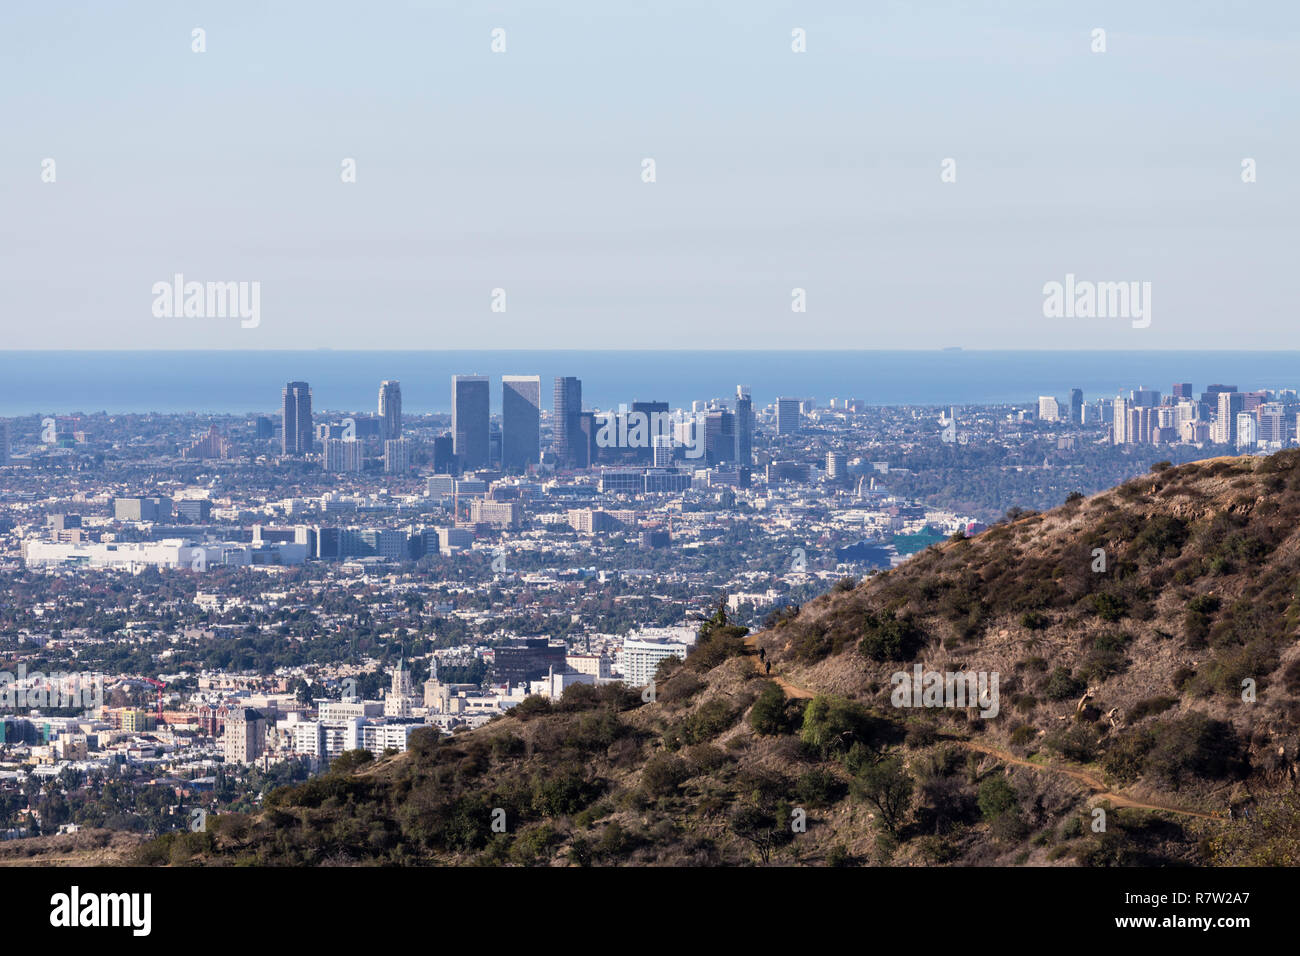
[141,677,166,726]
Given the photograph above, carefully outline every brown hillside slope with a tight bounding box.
[143,452,1300,867]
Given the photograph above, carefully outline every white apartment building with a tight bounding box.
[1236,412,1259,451]
[621,638,688,687]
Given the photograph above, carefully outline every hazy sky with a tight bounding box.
[2,1,1296,350]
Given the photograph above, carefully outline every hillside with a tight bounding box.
[142,452,1300,867]
[0,829,143,866]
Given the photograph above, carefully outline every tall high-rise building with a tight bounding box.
[282,382,313,455]
[652,435,674,468]
[1069,388,1084,425]
[384,438,412,474]
[452,375,490,470]
[0,418,9,466]
[432,434,457,475]
[1112,397,1131,445]
[1236,412,1258,451]
[1201,384,1236,407]
[1127,405,1154,445]
[704,410,736,466]
[630,401,670,464]
[735,386,753,466]
[826,451,847,478]
[1212,391,1246,445]
[1258,403,1287,444]
[323,438,364,472]
[502,376,541,472]
[553,376,584,468]
[223,708,267,765]
[1172,383,1193,401]
[776,397,801,435]
[1037,396,1061,422]
[577,410,599,468]
[378,380,402,442]
[1130,387,1161,408]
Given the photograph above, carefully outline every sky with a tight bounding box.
[1,1,1296,350]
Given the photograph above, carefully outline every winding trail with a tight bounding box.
[743,635,1225,822]
[744,633,813,699]
[953,740,1226,821]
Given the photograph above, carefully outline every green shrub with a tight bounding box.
[1042,667,1086,701]
[800,695,884,758]
[1089,593,1127,622]
[858,611,925,662]
[977,776,1019,821]
[1009,724,1038,747]
[640,754,691,797]
[1127,695,1178,723]
[795,768,847,808]
[748,682,791,736]
[665,698,740,749]
[1020,611,1050,631]
[1044,723,1099,763]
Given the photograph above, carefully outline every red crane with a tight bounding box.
[141,677,166,725]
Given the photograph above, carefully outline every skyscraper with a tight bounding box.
[704,410,735,466]
[1172,383,1193,401]
[553,376,584,468]
[378,380,402,442]
[1236,412,1258,451]
[1213,391,1246,445]
[652,435,674,468]
[384,438,412,474]
[630,401,670,464]
[0,418,9,466]
[282,382,313,455]
[735,386,753,466]
[432,434,456,474]
[1130,387,1161,408]
[502,376,541,472]
[1112,397,1130,445]
[1069,388,1084,425]
[452,375,490,470]
[776,397,801,435]
[1258,403,1287,444]
[577,410,597,468]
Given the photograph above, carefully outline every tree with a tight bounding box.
[748,682,789,736]
[408,726,440,760]
[857,611,924,662]
[730,804,781,864]
[686,598,749,673]
[851,755,913,835]
[328,749,374,775]
[800,695,880,757]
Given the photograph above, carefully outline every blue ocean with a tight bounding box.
[1,351,1297,416]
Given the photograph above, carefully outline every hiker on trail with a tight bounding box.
[759,648,766,663]
[765,661,771,675]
